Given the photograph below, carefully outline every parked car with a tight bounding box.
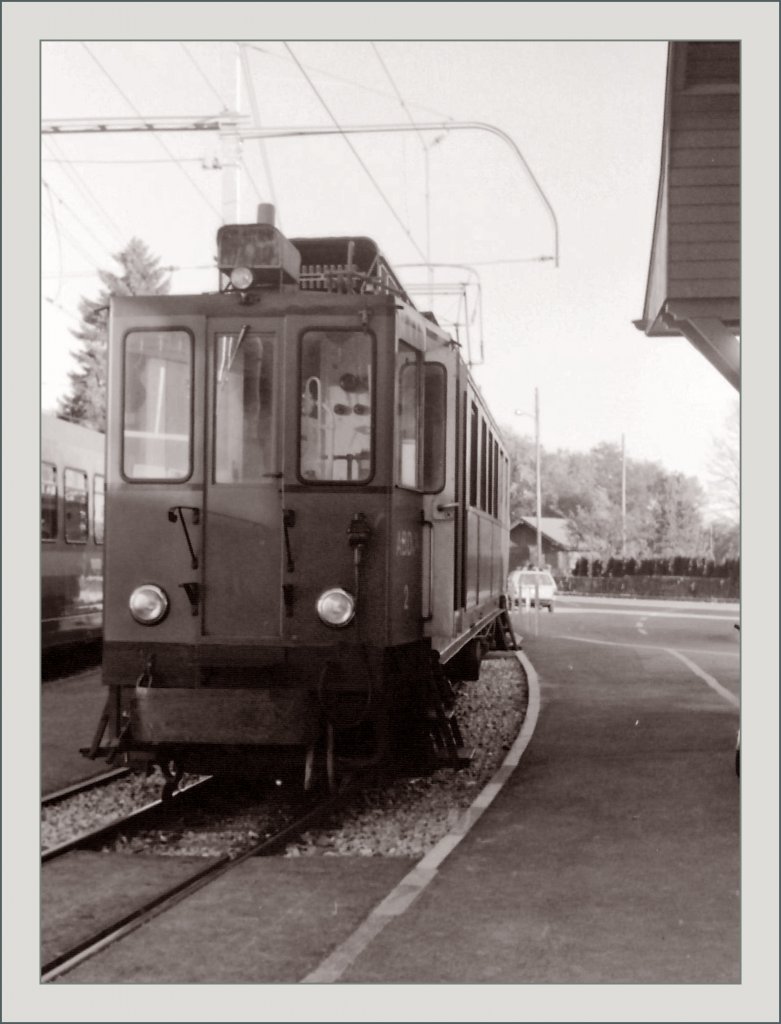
[508,569,557,611]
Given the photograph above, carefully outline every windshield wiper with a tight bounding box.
[167,505,200,569]
[218,323,250,384]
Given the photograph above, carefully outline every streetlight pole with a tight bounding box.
[535,387,542,571]
[515,388,542,636]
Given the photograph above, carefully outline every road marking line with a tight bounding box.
[553,608,738,621]
[664,648,740,708]
[301,649,541,984]
[554,634,739,708]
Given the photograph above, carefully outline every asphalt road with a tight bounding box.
[515,594,740,709]
[330,594,741,983]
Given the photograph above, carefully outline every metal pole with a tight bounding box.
[534,387,541,636]
[219,43,242,224]
[621,433,627,558]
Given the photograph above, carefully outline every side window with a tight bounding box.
[492,439,499,518]
[469,402,478,507]
[396,342,421,489]
[93,473,105,544]
[423,363,446,493]
[480,419,488,511]
[64,468,89,543]
[123,329,193,481]
[41,462,58,540]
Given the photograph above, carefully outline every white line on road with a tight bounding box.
[664,648,740,708]
[553,607,737,621]
[555,634,739,707]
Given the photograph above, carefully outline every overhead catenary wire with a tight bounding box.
[43,180,118,257]
[179,42,229,109]
[370,42,438,280]
[43,182,64,303]
[283,42,428,264]
[44,137,127,247]
[42,206,110,271]
[81,42,221,220]
[244,42,455,122]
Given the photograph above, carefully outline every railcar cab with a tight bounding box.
[95,206,510,778]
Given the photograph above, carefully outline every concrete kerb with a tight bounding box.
[302,648,541,984]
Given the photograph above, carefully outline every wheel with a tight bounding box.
[548,604,554,613]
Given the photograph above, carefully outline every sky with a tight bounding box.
[40,37,740,500]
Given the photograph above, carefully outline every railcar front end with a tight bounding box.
[88,212,511,786]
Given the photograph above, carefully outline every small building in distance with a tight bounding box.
[510,516,591,574]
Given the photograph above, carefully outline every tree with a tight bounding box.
[707,401,739,523]
[58,239,170,431]
[648,472,708,558]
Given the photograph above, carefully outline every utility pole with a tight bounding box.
[535,387,542,569]
[219,43,242,224]
[621,432,627,558]
[515,390,542,637]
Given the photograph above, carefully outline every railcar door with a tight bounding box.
[201,321,283,640]
[422,334,462,647]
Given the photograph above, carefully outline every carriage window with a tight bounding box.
[397,343,421,489]
[93,473,105,544]
[469,402,478,507]
[41,462,57,540]
[480,420,488,511]
[423,364,446,493]
[123,330,192,480]
[64,468,88,543]
[299,329,374,483]
[215,333,274,482]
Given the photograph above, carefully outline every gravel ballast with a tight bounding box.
[41,654,527,860]
[286,654,527,858]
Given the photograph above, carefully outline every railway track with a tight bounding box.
[41,780,353,982]
[42,767,132,808]
[42,775,215,863]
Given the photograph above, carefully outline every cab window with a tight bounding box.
[123,329,193,480]
[215,332,274,482]
[299,329,374,482]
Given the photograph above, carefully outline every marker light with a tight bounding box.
[129,584,169,625]
[316,588,355,628]
[230,266,254,290]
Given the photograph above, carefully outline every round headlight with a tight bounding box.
[129,584,169,625]
[316,588,355,628]
[230,266,254,290]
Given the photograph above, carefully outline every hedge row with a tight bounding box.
[557,575,740,601]
[571,557,740,581]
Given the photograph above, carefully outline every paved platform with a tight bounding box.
[311,636,741,985]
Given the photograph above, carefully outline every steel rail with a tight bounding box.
[41,782,352,982]
[41,776,214,863]
[42,767,131,808]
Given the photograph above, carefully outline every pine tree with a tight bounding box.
[58,239,170,431]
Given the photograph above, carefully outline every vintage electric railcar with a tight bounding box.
[42,414,104,650]
[88,207,513,787]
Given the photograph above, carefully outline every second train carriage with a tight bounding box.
[88,207,512,786]
[42,414,105,651]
